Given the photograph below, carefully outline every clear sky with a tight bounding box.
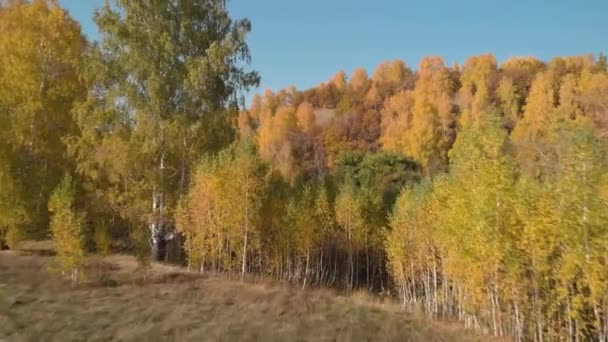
[59,0,608,99]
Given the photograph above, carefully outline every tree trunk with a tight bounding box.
[150,221,166,262]
[490,286,497,336]
[365,236,370,290]
[151,138,166,262]
[302,247,310,289]
[514,301,522,342]
[241,229,248,281]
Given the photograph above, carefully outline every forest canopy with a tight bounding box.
[1,1,608,341]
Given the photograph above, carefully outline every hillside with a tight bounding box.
[2,1,608,341]
[0,244,494,342]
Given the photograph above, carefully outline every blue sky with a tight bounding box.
[59,0,607,99]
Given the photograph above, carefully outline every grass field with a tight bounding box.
[0,242,498,341]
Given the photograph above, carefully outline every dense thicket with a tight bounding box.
[1,1,608,340]
[235,55,608,340]
[0,0,85,242]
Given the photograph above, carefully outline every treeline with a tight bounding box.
[388,117,608,341]
[1,1,608,341]
[233,48,608,340]
[176,142,419,290]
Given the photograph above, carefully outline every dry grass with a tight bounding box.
[0,243,498,341]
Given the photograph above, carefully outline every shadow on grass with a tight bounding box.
[152,272,203,284]
[18,248,56,256]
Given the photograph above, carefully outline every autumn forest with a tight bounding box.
[1,1,608,341]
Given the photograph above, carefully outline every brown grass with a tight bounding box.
[0,243,500,341]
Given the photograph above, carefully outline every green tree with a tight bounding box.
[68,0,259,261]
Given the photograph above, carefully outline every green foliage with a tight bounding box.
[68,0,259,262]
[337,151,421,209]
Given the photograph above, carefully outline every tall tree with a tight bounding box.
[387,181,435,310]
[372,60,413,98]
[258,105,301,182]
[177,140,265,279]
[350,67,370,97]
[49,174,86,283]
[443,110,518,334]
[296,101,317,134]
[68,0,259,260]
[335,181,364,289]
[380,90,414,153]
[227,141,266,280]
[499,57,545,128]
[403,57,455,173]
[0,0,85,237]
[458,54,498,125]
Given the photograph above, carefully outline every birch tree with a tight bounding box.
[49,175,86,283]
[0,0,84,236]
[68,0,259,260]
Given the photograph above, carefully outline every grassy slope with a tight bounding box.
[0,243,498,341]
